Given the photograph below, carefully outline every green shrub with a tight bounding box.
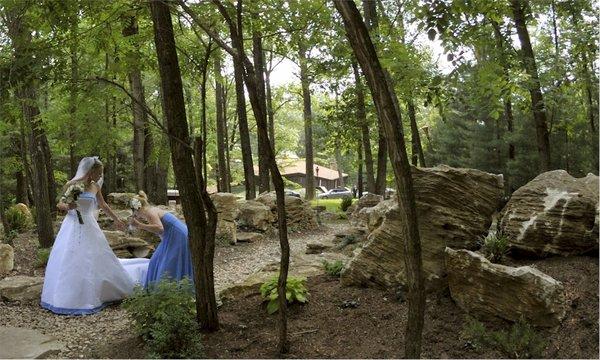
[4,205,31,233]
[479,231,509,262]
[2,230,18,246]
[339,196,353,212]
[36,247,51,268]
[323,260,344,277]
[337,213,348,220]
[260,275,309,314]
[122,278,203,359]
[461,317,546,358]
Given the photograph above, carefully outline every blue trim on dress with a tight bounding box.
[40,301,115,315]
[79,192,97,202]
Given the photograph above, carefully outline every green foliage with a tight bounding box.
[122,278,203,359]
[479,231,509,263]
[461,317,546,358]
[339,196,353,212]
[36,247,51,268]
[322,260,344,277]
[260,275,309,314]
[4,205,31,234]
[2,230,18,246]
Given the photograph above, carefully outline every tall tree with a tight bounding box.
[352,62,376,193]
[214,52,231,192]
[334,0,425,357]
[298,41,315,199]
[149,0,218,330]
[510,0,551,171]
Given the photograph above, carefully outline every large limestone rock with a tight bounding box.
[0,327,65,359]
[0,244,14,275]
[355,198,396,232]
[499,170,598,257]
[237,200,274,232]
[104,231,153,258]
[350,193,383,221]
[219,252,347,301]
[445,248,567,327]
[255,192,318,231]
[341,165,504,290]
[0,276,44,302]
[211,193,239,245]
[106,193,136,209]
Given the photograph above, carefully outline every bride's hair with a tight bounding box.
[135,190,150,207]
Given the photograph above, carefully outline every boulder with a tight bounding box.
[341,165,504,291]
[210,193,239,222]
[106,193,136,209]
[351,193,383,219]
[499,170,598,257]
[445,248,567,327]
[0,244,14,275]
[97,209,132,229]
[219,252,347,301]
[0,276,44,302]
[0,327,65,359]
[355,198,396,232]
[256,192,318,230]
[13,203,33,225]
[236,232,264,243]
[216,220,237,246]
[237,200,274,232]
[104,231,153,258]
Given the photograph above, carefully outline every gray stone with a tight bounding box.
[236,200,274,232]
[0,276,44,302]
[104,231,153,258]
[0,326,65,359]
[0,244,14,275]
[445,248,567,327]
[236,232,264,243]
[256,192,318,231]
[341,165,504,291]
[499,170,599,257]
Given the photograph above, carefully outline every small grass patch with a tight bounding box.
[310,198,357,213]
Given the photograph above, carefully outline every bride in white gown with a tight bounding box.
[41,156,147,315]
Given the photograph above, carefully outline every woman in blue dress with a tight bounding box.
[128,191,194,287]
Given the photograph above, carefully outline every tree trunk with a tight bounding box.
[253,28,270,194]
[298,42,315,199]
[265,52,276,150]
[407,100,426,167]
[334,146,345,187]
[150,0,218,330]
[510,0,551,172]
[357,142,363,198]
[352,63,376,193]
[230,1,256,199]
[214,54,230,192]
[334,1,425,358]
[68,12,79,178]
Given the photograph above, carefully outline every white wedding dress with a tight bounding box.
[41,191,148,315]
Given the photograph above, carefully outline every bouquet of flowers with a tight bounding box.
[127,198,142,234]
[61,183,85,224]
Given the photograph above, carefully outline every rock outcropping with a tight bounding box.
[499,170,599,257]
[445,248,567,327]
[0,244,14,275]
[104,231,153,258]
[341,165,504,290]
[211,193,239,245]
[0,276,44,302]
[256,192,318,231]
[237,200,274,232]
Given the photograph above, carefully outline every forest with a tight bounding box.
[0,0,598,359]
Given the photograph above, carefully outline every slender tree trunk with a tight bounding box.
[334,1,425,358]
[11,134,29,206]
[230,1,256,199]
[353,62,376,193]
[150,0,218,330]
[214,54,230,192]
[69,13,78,178]
[510,0,551,172]
[335,146,345,187]
[265,52,276,150]
[298,42,315,199]
[253,28,270,193]
[407,100,426,167]
[357,142,363,198]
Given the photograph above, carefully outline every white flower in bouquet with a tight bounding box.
[61,182,85,224]
[127,198,142,234]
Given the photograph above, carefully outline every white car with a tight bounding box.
[317,188,353,199]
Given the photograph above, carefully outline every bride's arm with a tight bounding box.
[131,210,164,235]
[95,187,126,230]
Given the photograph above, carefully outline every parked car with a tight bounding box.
[317,187,353,199]
[315,185,328,195]
[284,189,301,198]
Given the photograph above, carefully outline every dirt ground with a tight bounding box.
[92,256,598,359]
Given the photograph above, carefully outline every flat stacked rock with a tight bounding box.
[341,165,504,291]
[0,244,14,274]
[355,198,396,232]
[236,232,264,243]
[350,193,383,222]
[237,200,274,232]
[106,193,136,209]
[211,193,239,245]
[255,192,318,231]
[445,248,567,327]
[498,170,599,257]
[104,230,153,258]
[0,276,43,302]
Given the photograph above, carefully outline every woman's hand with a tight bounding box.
[57,202,77,212]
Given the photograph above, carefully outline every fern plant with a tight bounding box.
[260,275,309,314]
[339,196,353,212]
[479,231,509,262]
[323,260,344,277]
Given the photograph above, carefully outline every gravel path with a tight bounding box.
[0,221,349,358]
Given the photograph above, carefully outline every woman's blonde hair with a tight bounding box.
[133,190,150,208]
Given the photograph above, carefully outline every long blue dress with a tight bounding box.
[144,212,194,287]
